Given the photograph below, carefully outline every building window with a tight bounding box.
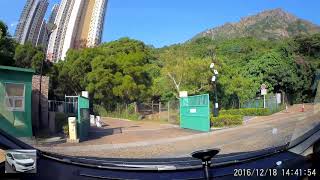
[4,83,25,112]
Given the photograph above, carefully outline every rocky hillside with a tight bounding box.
[194,8,320,41]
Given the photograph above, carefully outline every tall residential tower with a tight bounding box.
[47,0,108,62]
[15,0,49,45]
[35,4,60,52]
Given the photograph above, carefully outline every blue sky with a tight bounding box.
[0,0,319,47]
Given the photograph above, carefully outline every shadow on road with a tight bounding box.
[88,127,124,140]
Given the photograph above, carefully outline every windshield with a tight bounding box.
[0,0,319,160]
[12,154,29,160]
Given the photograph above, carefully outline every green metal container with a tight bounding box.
[180,94,210,132]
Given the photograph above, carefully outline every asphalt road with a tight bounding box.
[36,104,319,158]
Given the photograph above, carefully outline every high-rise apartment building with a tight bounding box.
[48,4,59,25]
[15,0,49,45]
[47,0,108,62]
[35,20,48,48]
[35,4,60,52]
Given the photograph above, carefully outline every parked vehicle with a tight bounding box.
[5,152,35,172]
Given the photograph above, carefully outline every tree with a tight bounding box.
[0,21,16,66]
[14,43,47,74]
[50,38,155,108]
[155,49,212,99]
[219,65,257,108]
[294,33,320,58]
[246,51,297,92]
[86,38,154,106]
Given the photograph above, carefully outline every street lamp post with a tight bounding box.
[210,62,219,117]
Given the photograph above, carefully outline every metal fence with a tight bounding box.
[48,100,78,114]
[241,95,283,113]
[100,101,180,123]
[136,101,180,123]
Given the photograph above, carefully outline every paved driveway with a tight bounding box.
[37,104,319,158]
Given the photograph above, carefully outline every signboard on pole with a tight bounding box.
[82,91,89,98]
[261,84,267,108]
[261,84,267,95]
[179,91,188,98]
[261,89,267,95]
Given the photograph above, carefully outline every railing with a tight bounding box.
[48,100,78,114]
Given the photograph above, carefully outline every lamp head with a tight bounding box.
[211,75,216,82]
[210,63,215,69]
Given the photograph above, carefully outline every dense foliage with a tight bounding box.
[0,20,319,111]
[155,35,318,107]
[49,38,156,109]
[0,21,16,66]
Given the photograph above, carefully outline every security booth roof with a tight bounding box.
[0,65,35,73]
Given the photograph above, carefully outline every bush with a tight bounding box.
[219,108,271,116]
[62,123,69,137]
[211,115,243,127]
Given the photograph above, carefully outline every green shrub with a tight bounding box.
[211,115,243,127]
[219,108,271,116]
[62,123,69,137]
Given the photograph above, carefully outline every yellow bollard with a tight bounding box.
[67,117,79,143]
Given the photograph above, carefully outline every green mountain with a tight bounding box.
[193,8,320,41]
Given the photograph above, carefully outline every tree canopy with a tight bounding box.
[0,21,16,66]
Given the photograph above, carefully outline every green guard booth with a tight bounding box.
[180,94,210,132]
[0,66,34,137]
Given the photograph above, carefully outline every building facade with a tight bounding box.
[47,0,108,62]
[15,0,49,45]
[48,4,59,25]
[35,4,60,52]
[46,0,73,61]
[35,20,48,49]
